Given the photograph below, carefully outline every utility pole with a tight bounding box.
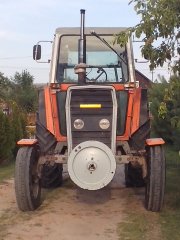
[151,70,154,82]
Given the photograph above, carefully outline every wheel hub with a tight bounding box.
[68,141,116,190]
[87,161,97,172]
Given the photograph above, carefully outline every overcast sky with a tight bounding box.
[0,0,170,83]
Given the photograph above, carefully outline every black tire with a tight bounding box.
[36,114,56,154]
[145,145,165,212]
[15,146,41,211]
[125,163,145,187]
[41,164,63,188]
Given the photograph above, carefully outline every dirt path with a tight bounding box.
[0,172,163,240]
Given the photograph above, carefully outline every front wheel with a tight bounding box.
[145,145,165,212]
[15,146,41,211]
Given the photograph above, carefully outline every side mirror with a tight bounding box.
[33,45,41,60]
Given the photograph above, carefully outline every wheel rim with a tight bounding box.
[68,141,116,190]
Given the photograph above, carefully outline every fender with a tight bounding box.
[146,138,165,146]
[17,139,38,146]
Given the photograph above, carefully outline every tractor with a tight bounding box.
[15,10,165,212]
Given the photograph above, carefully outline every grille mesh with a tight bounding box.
[70,89,113,148]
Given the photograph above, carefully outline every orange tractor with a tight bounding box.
[15,10,165,212]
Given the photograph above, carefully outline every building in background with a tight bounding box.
[135,70,152,88]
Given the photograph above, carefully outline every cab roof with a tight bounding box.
[55,27,127,35]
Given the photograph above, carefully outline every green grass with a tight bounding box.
[117,212,151,240]
[117,146,180,240]
[160,159,180,240]
[165,145,180,167]
[0,161,15,183]
[116,188,161,240]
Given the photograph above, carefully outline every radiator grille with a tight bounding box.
[70,89,113,148]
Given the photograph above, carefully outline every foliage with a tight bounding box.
[115,0,180,72]
[0,161,15,183]
[0,111,12,162]
[0,104,26,164]
[0,72,13,100]
[11,103,27,156]
[149,75,180,149]
[0,70,36,163]
[11,70,38,113]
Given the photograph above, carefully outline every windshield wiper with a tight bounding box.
[90,31,127,65]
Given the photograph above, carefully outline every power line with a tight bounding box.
[0,65,49,70]
[0,53,51,60]
[0,56,32,60]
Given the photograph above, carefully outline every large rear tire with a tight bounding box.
[41,164,63,188]
[15,146,41,211]
[125,163,145,187]
[145,145,165,212]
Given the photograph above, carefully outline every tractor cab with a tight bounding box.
[53,28,130,84]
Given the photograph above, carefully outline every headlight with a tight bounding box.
[74,119,84,129]
[99,119,110,129]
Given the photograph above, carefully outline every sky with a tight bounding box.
[0,0,170,83]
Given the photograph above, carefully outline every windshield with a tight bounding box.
[56,34,128,83]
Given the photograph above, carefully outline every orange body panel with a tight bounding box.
[116,88,142,140]
[59,83,125,92]
[131,88,141,134]
[51,91,67,142]
[44,87,55,135]
[60,84,74,91]
[111,84,124,91]
[146,138,165,146]
[117,90,134,141]
[17,139,38,146]
[44,84,142,143]
[44,86,67,142]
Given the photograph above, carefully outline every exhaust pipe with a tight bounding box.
[75,9,86,84]
[79,9,86,64]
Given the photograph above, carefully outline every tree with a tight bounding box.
[11,70,38,112]
[13,70,34,88]
[10,103,26,156]
[0,72,13,100]
[115,0,180,72]
[0,111,14,163]
[149,75,180,149]
[0,71,35,163]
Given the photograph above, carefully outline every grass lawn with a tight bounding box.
[117,145,180,240]
[160,146,180,240]
[0,161,15,183]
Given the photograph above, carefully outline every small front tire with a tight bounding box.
[15,146,41,211]
[145,145,165,212]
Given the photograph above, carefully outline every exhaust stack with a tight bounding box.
[79,9,86,64]
[74,9,86,84]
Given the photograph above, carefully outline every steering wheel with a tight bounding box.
[95,68,107,81]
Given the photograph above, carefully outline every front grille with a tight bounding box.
[70,89,113,148]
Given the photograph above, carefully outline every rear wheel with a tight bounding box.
[145,145,165,212]
[125,163,145,187]
[15,146,41,211]
[41,164,63,188]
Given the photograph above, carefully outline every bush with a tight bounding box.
[149,75,180,149]
[0,104,26,164]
